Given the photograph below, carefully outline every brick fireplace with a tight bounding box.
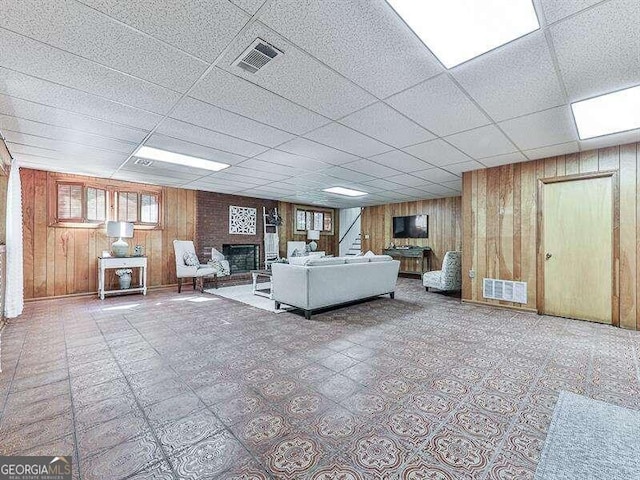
[223,244,260,274]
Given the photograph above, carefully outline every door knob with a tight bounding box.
[545,253,552,260]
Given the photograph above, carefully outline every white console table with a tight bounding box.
[98,256,147,300]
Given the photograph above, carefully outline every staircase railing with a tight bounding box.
[339,208,363,246]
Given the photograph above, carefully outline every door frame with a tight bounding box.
[536,171,620,326]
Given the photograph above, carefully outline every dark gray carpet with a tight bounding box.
[535,391,640,480]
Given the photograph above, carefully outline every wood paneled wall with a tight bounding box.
[21,169,196,299]
[462,143,639,330]
[361,197,462,273]
[277,202,339,257]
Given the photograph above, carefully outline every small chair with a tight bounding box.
[173,240,227,293]
[423,251,462,292]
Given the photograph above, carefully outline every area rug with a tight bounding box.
[534,391,640,480]
[204,283,293,314]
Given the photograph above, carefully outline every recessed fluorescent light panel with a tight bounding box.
[571,85,640,139]
[135,146,229,172]
[323,187,368,197]
[387,0,539,68]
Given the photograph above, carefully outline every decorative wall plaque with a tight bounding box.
[229,206,257,235]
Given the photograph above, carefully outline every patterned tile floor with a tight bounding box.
[1,278,639,479]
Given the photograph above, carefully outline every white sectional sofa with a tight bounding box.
[271,255,400,319]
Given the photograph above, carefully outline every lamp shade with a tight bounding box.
[106,221,134,239]
[307,230,320,240]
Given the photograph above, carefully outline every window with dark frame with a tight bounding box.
[294,206,334,234]
[117,191,138,223]
[51,175,162,228]
[57,183,83,222]
[86,187,106,222]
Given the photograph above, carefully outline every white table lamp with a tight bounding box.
[307,230,320,252]
[107,221,134,257]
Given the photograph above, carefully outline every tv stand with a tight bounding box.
[382,246,432,276]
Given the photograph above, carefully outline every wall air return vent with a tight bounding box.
[483,278,527,304]
[234,38,282,74]
[133,158,153,167]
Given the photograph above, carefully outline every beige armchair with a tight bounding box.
[173,240,224,292]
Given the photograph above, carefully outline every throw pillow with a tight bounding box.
[209,259,230,276]
[211,248,225,261]
[183,251,199,266]
[364,250,375,257]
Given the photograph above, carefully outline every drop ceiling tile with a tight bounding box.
[339,102,435,148]
[443,161,485,176]
[386,74,490,137]
[304,123,392,157]
[172,97,294,147]
[524,141,580,160]
[155,118,269,157]
[284,173,336,187]
[0,115,138,153]
[323,166,375,183]
[144,134,247,166]
[238,158,304,176]
[7,142,125,166]
[446,125,518,159]
[402,139,471,167]
[0,29,181,115]
[200,171,266,185]
[499,106,578,151]
[441,179,463,191]
[540,0,604,23]
[578,129,640,152]
[367,150,432,173]
[15,153,122,177]
[417,184,458,196]
[360,178,405,191]
[191,68,328,135]
[256,149,330,170]
[480,152,529,167]
[181,180,244,192]
[550,0,640,100]
[342,159,399,178]
[386,173,430,188]
[220,23,376,119]
[229,0,264,15]
[0,94,149,143]
[77,0,249,62]
[0,68,161,130]
[276,138,358,165]
[452,32,566,121]
[0,0,208,92]
[4,130,129,162]
[224,166,290,182]
[412,168,460,183]
[259,0,443,98]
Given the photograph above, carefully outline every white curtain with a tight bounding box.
[5,160,23,318]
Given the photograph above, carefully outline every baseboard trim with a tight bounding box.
[462,299,538,314]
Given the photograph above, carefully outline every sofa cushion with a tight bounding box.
[344,256,370,264]
[303,257,346,266]
[368,255,393,263]
[288,256,309,266]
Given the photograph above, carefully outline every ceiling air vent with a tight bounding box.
[133,158,153,167]
[234,38,282,74]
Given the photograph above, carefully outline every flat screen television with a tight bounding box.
[393,214,429,239]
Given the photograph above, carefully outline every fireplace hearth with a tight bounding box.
[223,244,259,274]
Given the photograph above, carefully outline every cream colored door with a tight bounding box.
[542,176,613,324]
